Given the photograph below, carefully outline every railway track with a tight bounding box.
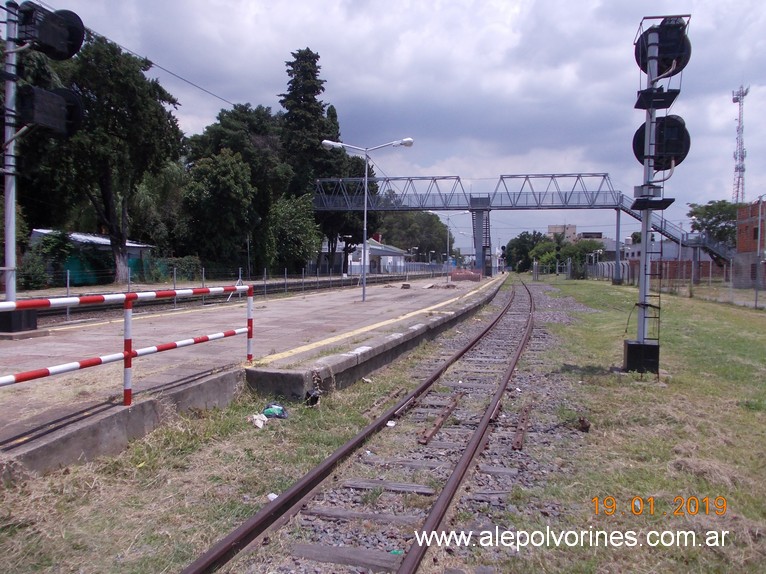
[183,278,535,573]
[33,272,443,325]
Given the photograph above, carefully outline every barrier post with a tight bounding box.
[66,270,71,322]
[246,285,254,361]
[123,300,133,406]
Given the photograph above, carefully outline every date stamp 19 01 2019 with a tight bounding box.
[592,496,727,517]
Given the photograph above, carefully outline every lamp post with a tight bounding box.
[321,138,413,302]
[756,194,764,309]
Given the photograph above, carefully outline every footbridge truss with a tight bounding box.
[313,173,731,259]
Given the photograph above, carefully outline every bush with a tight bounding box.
[18,247,49,290]
[144,256,202,282]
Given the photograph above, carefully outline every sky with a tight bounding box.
[36,0,766,251]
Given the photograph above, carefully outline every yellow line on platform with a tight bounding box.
[256,277,503,365]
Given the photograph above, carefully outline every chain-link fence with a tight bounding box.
[585,258,766,309]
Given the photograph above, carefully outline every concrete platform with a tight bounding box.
[0,276,504,479]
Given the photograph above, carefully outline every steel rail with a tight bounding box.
[397,280,535,573]
[182,278,512,574]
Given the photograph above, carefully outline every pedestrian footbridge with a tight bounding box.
[314,173,733,260]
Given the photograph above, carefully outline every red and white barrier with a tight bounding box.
[1,285,255,406]
[0,285,250,312]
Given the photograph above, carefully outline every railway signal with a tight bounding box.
[625,15,691,373]
[3,1,84,314]
[15,2,85,136]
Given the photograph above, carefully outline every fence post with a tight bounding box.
[123,300,133,406]
[284,268,288,293]
[202,267,206,305]
[263,268,267,298]
[173,267,178,309]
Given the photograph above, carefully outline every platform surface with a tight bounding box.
[0,277,501,445]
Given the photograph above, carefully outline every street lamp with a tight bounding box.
[321,137,413,302]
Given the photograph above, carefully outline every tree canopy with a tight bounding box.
[16,34,184,282]
[687,200,740,248]
[506,231,547,272]
[7,42,345,280]
[377,212,449,262]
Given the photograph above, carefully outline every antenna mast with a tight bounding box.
[732,85,749,203]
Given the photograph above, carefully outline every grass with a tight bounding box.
[504,276,766,573]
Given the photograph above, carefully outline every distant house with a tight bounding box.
[547,224,577,242]
[31,229,153,285]
[313,236,408,275]
[355,238,408,274]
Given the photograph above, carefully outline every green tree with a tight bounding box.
[687,200,740,247]
[529,239,556,267]
[130,160,188,256]
[279,47,328,197]
[378,212,447,261]
[566,239,605,265]
[21,35,184,283]
[188,104,292,270]
[180,149,255,268]
[314,103,356,272]
[271,194,322,273]
[507,230,547,272]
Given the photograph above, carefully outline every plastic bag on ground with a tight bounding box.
[263,403,288,419]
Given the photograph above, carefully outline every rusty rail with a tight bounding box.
[398,280,535,573]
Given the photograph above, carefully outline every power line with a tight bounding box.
[36,1,236,108]
[145,60,236,107]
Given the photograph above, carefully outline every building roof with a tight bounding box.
[32,229,153,249]
[361,238,407,257]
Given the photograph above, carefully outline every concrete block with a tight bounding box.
[245,367,310,400]
[167,369,243,412]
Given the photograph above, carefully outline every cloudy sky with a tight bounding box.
[40,0,765,250]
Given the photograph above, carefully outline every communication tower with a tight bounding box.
[732,85,749,203]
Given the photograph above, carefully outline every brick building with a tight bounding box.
[734,200,765,288]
